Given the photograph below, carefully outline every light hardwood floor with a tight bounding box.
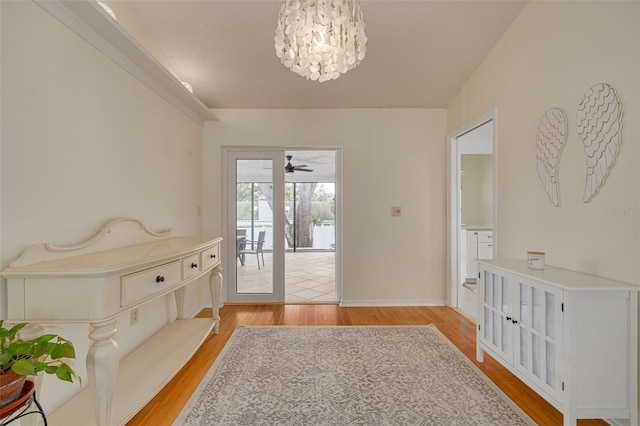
[126,304,607,426]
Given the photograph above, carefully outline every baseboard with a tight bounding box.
[188,302,212,318]
[201,299,447,309]
[339,299,447,307]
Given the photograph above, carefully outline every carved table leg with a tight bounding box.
[87,319,119,426]
[208,266,222,334]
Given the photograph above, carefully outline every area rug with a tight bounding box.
[173,325,534,425]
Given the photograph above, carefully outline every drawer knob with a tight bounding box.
[191,262,198,269]
[512,319,518,324]
[210,254,216,259]
[156,275,165,283]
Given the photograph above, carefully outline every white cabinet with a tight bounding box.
[477,260,638,426]
[1,218,223,426]
[479,268,563,402]
[476,231,494,260]
[465,229,493,282]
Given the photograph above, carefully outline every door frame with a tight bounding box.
[222,146,342,304]
[446,109,498,308]
[224,149,285,303]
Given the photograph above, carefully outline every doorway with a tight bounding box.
[447,111,497,320]
[224,148,340,304]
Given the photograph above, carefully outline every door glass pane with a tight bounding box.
[484,307,490,339]
[545,292,556,339]
[520,327,528,368]
[532,334,541,378]
[532,287,542,331]
[501,316,508,352]
[520,283,529,325]
[546,342,556,388]
[501,276,508,312]
[492,274,499,308]
[492,311,499,345]
[236,160,273,294]
[484,272,491,304]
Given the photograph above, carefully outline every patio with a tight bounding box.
[236,251,336,302]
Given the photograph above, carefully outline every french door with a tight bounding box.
[225,150,285,303]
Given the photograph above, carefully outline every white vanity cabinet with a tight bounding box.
[465,229,493,282]
[477,260,638,426]
[1,218,223,426]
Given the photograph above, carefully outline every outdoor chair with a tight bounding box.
[238,231,266,269]
[236,229,247,265]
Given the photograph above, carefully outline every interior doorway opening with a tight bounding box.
[447,111,498,320]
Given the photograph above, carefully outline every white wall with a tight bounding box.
[203,109,447,305]
[106,1,184,82]
[461,154,493,228]
[448,2,639,422]
[448,1,639,285]
[1,1,206,413]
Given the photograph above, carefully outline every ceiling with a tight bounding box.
[128,0,527,109]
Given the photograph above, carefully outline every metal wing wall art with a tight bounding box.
[576,83,623,203]
[536,107,568,206]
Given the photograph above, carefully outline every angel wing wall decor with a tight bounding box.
[576,83,623,203]
[536,107,568,206]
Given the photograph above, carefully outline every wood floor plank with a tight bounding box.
[126,304,607,426]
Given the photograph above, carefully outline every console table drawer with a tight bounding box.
[201,245,220,270]
[121,260,181,306]
[182,253,201,280]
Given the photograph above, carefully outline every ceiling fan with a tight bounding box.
[285,155,313,173]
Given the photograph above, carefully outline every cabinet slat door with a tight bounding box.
[514,277,564,403]
[479,268,512,363]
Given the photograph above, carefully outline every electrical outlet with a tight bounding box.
[131,308,139,325]
[391,206,402,217]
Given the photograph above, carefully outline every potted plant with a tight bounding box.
[0,320,81,409]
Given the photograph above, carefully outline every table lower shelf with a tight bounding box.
[48,318,216,426]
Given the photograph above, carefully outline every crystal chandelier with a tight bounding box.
[274,0,367,82]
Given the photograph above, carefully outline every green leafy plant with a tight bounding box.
[311,211,324,227]
[0,320,81,383]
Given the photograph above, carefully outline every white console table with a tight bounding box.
[477,259,638,425]
[1,218,223,426]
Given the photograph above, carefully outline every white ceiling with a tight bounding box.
[128,0,527,109]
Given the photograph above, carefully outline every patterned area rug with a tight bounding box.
[174,325,534,425]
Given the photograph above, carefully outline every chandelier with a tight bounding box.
[274,0,367,82]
